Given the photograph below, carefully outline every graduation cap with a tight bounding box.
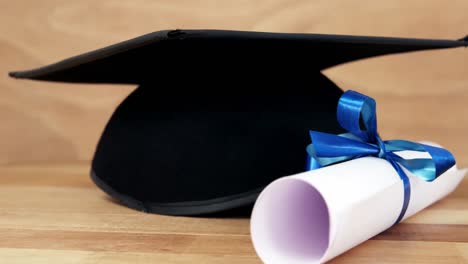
[10,30,467,216]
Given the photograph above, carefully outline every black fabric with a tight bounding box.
[10,30,467,86]
[10,29,467,215]
[92,73,342,204]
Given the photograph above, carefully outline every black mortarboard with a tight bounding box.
[10,30,467,216]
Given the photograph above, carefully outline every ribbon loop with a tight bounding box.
[307,90,456,224]
[337,90,378,142]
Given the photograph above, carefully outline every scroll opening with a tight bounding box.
[251,178,330,264]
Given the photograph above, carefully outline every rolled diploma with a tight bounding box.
[250,144,466,264]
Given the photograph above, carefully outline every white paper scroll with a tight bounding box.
[250,143,466,264]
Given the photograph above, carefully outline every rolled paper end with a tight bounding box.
[251,177,330,264]
[251,141,466,263]
[251,153,466,263]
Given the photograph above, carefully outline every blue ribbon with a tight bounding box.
[306,90,456,224]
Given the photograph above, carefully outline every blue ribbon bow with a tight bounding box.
[306,90,456,224]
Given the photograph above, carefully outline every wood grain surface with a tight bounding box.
[0,164,467,263]
[1,0,468,263]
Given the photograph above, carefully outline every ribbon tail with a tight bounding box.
[306,143,353,170]
[309,131,379,157]
[385,140,456,181]
[306,131,379,170]
[420,143,456,177]
[386,158,411,225]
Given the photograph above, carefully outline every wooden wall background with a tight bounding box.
[1,0,467,165]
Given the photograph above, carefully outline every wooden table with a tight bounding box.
[1,0,468,263]
[0,164,467,263]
